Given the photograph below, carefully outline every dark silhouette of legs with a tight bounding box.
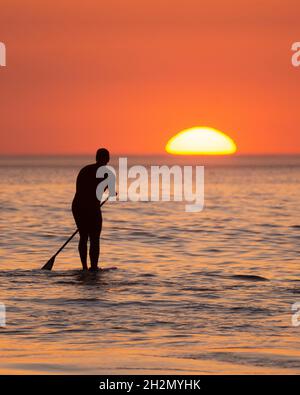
[89,229,101,270]
[72,203,102,271]
[78,231,88,270]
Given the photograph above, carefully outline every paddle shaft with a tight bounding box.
[52,229,79,259]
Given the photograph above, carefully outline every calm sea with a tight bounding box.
[0,155,300,374]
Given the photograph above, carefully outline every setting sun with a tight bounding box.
[165,127,237,155]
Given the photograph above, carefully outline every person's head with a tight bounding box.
[96,148,110,165]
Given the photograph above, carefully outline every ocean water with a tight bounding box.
[0,154,300,374]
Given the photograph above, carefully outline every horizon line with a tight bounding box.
[0,152,300,158]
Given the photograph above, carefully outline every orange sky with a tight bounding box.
[0,0,299,155]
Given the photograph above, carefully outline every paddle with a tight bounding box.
[41,196,109,271]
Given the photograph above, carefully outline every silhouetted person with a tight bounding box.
[72,148,110,271]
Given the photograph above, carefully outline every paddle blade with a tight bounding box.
[41,255,56,271]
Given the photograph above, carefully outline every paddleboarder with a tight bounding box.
[72,148,110,271]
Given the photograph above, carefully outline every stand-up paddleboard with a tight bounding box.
[91,266,118,272]
[40,267,118,274]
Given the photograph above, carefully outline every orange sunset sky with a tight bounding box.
[0,0,299,155]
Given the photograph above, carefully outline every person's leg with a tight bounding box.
[72,204,89,271]
[78,230,89,270]
[89,213,102,271]
[89,228,101,270]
